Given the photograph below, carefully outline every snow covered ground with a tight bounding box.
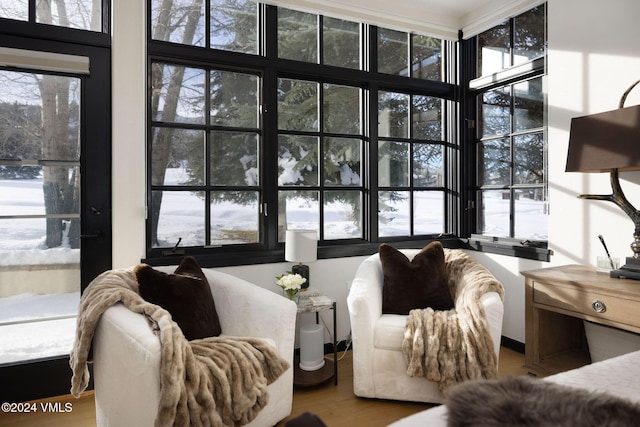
[0,176,80,364]
[0,292,79,364]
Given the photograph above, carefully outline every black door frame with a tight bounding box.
[0,34,111,403]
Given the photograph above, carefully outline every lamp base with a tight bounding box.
[292,263,310,289]
[610,257,640,280]
[299,324,325,371]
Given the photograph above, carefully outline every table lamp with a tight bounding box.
[565,80,640,279]
[285,229,317,289]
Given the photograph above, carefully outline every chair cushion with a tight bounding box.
[374,314,408,350]
[135,256,222,340]
[379,242,454,315]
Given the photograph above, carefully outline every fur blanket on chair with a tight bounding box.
[402,250,504,393]
[69,268,290,427]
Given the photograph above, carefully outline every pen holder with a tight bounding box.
[596,255,620,273]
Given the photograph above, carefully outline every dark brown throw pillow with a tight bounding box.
[379,242,454,315]
[135,256,222,340]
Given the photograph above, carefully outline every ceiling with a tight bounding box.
[273,0,543,39]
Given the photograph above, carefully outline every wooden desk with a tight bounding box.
[521,264,640,376]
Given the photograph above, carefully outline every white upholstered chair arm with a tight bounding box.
[347,254,385,397]
[479,291,504,361]
[347,254,384,343]
[93,304,161,427]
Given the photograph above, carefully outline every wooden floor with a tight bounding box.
[0,347,527,427]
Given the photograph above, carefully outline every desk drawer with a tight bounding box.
[533,281,638,328]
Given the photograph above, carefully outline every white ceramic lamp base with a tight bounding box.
[299,323,325,371]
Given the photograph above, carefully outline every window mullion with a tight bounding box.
[263,67,278,249]
[204,69,212,246]
[369,83,379,241]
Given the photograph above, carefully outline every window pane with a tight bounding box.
[478,21,510,75]
[153,190,205,247]
[324,190,362,239]
[479,190,509,237]
[278,191,319,237]
[378,91,409,138]
[0,72,81,162]
[323,17,360,69]
[378,191,409,236]
[0,169,42,216]
[211,131,258,186]
[151,0,205,45]
[0,316,78,364]
[414,191,444,235]
[479,138,510,186]
[151,63,205,124]
[514,133,544,185]
[412,35,441,81]
[378,28,408,76]
[323,84,361,134]
[211,70,259,128]
[412,95,442,140]
[413,143,443,187]
[151,129,205,186]
[479,87,510,137]
[323,137,361,186]
[0,211,80,253]
[0,68,82,363]
[210,0,257,54]
[515,190,547,240]
[514,78,543,131]
[0,0,28,20]
[210,191,259,244]
[278,135,319,186]
[378,141,409,187]
[278,78,318,132]
[36,0,102,31]
[514,5,546,65]
[278,8,318,63]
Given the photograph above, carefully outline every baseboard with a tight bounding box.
[501,336,525,354]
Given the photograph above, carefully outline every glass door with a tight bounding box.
[0,70,83,365]
[0,42,111,401]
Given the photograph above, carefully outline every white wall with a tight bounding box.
[110,0,640,346]
[547,0,640,270]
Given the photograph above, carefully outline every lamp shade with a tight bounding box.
[285,229,317,263]
[566,105,640,173]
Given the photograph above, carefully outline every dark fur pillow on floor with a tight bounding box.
[445,376,640,427]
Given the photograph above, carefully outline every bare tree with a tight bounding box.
[150,0,204,245]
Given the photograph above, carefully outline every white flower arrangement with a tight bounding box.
[276,272,307,300]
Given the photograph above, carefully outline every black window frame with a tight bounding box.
[460,3,551,262]
[144,3,460,267]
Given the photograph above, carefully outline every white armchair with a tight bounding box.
[91,266,296,427]
[347,248,504,404]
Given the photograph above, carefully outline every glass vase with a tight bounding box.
[284,288,300,304]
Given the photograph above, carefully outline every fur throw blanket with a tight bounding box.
[445,376,640,427]
[69,268,289,427]
[402,250,504,393]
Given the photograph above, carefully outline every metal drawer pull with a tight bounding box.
[592,300,607,313]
